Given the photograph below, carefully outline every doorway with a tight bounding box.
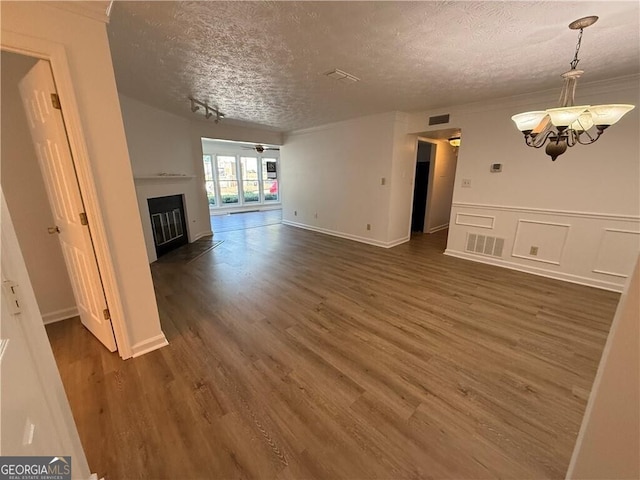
[1,51,117,352]
[411,141,433,232]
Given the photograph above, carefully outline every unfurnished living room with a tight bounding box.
[0,2,638,480]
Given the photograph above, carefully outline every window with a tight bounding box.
[203,154,216,205]
[262,158,278,202]
[217,155,239,204]
[202,152,279,209]
[241,157,260,203]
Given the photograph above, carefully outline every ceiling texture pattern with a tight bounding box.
[107,1,640,132]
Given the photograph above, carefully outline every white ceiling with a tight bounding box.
[107,1,640,132]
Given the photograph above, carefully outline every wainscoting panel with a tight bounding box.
[446,203,640,292]
[512,220,571,265]
[455,213,494,229]
[593,229,640,278]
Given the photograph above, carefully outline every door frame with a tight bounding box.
[413,138,437,233]
[2,31,132,358]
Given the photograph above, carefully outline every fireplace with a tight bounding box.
[147,195,188,258]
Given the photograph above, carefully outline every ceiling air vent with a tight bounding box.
[324,69,360,83]
[466,233,504,258]
[428,114,450,126]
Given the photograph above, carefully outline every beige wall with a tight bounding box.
[1,2,166,356]
[423,139,458,233]
[567,255,640,479]
[0,52,77,323]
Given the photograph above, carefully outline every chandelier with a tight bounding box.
[511,16,635,161]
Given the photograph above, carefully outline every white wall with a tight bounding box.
[118,95,285,263]
[387,113,416,244]
[2,3,166,357]
[119,95,210,263]
[282,112,403,247]
[408,76,640,291]
[1,52,77,323]
[567,255,640,479]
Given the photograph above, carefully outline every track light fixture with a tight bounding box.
[188,97,225,123]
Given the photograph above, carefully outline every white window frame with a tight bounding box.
[203,153,280,209]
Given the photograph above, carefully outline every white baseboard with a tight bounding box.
[428,223,449,234]
[444,249,625,293]
[130,333,169,358]
[42,307,79,324]
[282,220,408,248]
[192,230,213,241]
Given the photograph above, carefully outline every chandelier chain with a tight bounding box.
[570,28,583,70]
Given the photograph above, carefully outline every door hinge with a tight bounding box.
[51,93,61,110]
[79,212,88,225]
[103,308,111,320]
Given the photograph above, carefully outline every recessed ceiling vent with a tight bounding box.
[324,69,360,83]
[466,233,504,258]
[429,114,450,126]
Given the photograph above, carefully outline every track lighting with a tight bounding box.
[188,97,225,123]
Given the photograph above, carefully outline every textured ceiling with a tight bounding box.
[107,1,640,132]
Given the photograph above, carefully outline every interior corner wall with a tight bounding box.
[118,94,212,263]
[567,255,640,479]
[425,140,457,233]
[387,113,417,245]
[408,76,640,291]
[1,2,165,353]
[1,52,77,323]
[281,112,398,247]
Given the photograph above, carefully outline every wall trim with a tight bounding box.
[42,307,79,325]
[428,223,449,234]
[131,334,169,358]
[455,212,494,229]
[452,202,640,222]
[444,249,624,293]
[511,219,571,266]
[282,220,407,249]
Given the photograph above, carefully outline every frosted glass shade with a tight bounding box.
[588,104,635,126]
[546,105,589,127]
[570,112,594,132]
[511,111,547,132]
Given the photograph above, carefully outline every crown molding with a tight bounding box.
[46,1,112,24]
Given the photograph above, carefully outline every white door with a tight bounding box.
[18,60,116,351]
[1,191,91,477]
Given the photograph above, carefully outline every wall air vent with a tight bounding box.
[428,114,450,126]
[466,233,504,258]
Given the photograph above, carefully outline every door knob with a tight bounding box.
[48,226,60,234]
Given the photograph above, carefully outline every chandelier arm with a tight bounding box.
[575,129,603,145]
[525,129,555,148]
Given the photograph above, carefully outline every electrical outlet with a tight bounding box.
[366,224,371,231]
[461,179,471,188]
[530,246,539,256]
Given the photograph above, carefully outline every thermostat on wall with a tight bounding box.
[490,163,502,172]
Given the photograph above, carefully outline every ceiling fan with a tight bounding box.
[242,144,280,153]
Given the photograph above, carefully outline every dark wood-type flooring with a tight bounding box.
[46,223,619,480]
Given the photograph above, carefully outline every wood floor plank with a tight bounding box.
[46,221,620,479]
